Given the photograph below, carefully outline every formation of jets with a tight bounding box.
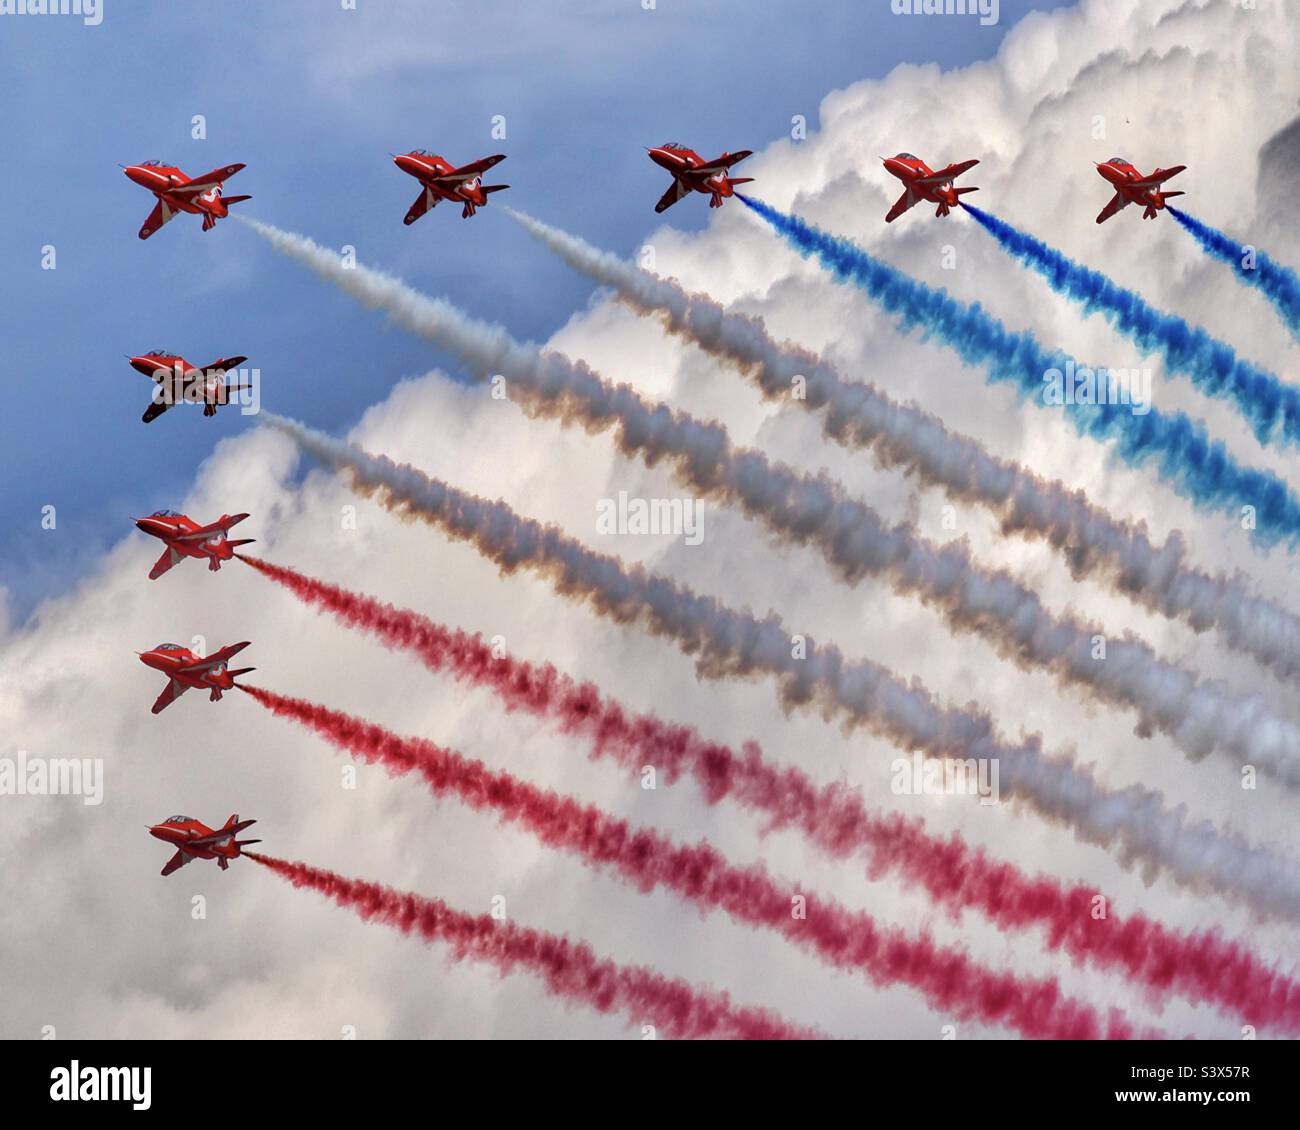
[125,141,1190,875]
[121,145,1191,236]
[149,814,260,876]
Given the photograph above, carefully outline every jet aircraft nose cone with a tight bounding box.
[129,355,162,376]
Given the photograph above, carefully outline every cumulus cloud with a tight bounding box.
[3,0,1298,1038]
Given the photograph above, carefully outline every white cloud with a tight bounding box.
[3,0,1297,1038]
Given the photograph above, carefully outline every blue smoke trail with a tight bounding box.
[1168,206,1300,345]
[962,202,1300,448]
[736,193,1300,548]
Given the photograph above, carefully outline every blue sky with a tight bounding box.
[0,0,1072,621]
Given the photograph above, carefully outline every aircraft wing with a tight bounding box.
[142,397,173,423]
[160,850,191,877]
[171,163,246,194]
[175,513,250,542]
[885,188,917,223]
[698,150,753,172]
[151,679,188,715]
[190,819,255,847]
[148,546,182,580]
[438,154,507,182]
[1095,191,1128,224]
[183,641,251,671]
[1137,164,1186,187]
[917,158,979,184]
[654,179,690,214]
[138,199,176,241]
[404,187,439,226]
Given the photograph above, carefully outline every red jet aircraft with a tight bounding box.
[881,153,980,222]
[128,350,251,423]
[122,160,250,239]
[1094,157,1187,222]
[392,150,509,221]
[149,814,260,876]
[646,143,754,212]
[134,510,254,580]
[138,641,253,715]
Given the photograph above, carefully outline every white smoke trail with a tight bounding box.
[242,216,1300,791]
[502,206,1300,689]
[261,410,1300,920]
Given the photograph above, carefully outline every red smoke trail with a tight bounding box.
[245,852,811,1039]
[239,553,1300,1033]
[244,682,1157,1039]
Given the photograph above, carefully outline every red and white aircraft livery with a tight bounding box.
[1094,157,1187,223]
[134,510,254,580]
[128,350,251,423]
[138,641,254,715]
[646,143,754,212]
[881,153,980,222]
[149,814,260,877]
[393,150,509,221]
[122,160,250,239]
